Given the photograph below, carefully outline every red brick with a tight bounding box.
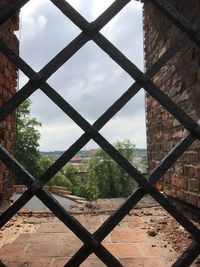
[3,259,52,267]
[0,72,5,86]
[37,223,70,233]
[1,244,27,259]
[171,175,184,188]
[81,258,105,267]
[110,229,146,243]
[120,258,164,267]
[0,2,18,210]
[137,243,161,257]
[25,242,82,258]
[58,233,83,244]
[75,214,102,225]
[121,215,144,225]
[51,257,71,267]
[184,166,198,178]
[14,233,60,245]
[145,0,200,209]
[188,179,199,192]
[187,152,199,164]
[75,215,102,232]
[104,243,143,258]
[102,234,112,243]
[185,192,198,207]
[52,257,105,267]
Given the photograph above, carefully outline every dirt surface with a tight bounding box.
[69,195,160,214]
[0,215,39,248]
[129,204,200,266]
[1,197,200,266]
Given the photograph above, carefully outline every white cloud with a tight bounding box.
[19,0,146,151]
[91,0,115,20]
[66,0,81,10]
[38,110,147,151]
[20,0,48,39]
[39,122,84,151]
[20,0,48,19]
[100,102,147,148]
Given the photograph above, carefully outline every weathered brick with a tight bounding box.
[145,0,200,208]
[184,165,198,178]
[37,223,70,233]
[171,175,184,188]
[52,257,105,267]
[120,258,164,267]
[174,164,183,175]
[0,0,18,210]
[187,152,199,164]
[25,242,81,258]
[185,192,199,207]
[3,259,53,267]
[104,243,143,258]
[1,244,27,259]
[110,229,146,243]
[188,179,199,192]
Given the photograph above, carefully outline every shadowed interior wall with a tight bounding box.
[0,0,19,211]
[144,0,200,207]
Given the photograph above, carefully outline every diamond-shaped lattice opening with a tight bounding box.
[48,42,133,122]
[81,144,138,201]
[19,0,81,71]
[28,91,84,152]
[100,89,146,149]
[101,0,144,71]
[18,70,29,89]
[100,105,147,178]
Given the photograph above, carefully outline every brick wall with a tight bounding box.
[0,1,19,211]
[144,1,200,207]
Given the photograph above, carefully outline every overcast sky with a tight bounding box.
[18,0,146,151]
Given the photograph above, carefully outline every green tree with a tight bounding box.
[62,164,86,196]
[50,172,72,189]
[87,139,136,199]
[49,164,81,192]
[14,100,79,189]
[15,99,42,183]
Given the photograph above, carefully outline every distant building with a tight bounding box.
[69,156,82,165]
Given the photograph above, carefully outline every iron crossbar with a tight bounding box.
[0,0,200,266]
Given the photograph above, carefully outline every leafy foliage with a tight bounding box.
[50,172,72,189]
[15,99,42,183]
[87,139,136,200]
[14,100,79,190]
[50,164,77,190]
[15,103,136,201]
[140,156,148,166]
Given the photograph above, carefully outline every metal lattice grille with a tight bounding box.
[0,0,200,266]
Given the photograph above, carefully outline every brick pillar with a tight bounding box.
[0,1,19,211]
[144,1,200,207]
